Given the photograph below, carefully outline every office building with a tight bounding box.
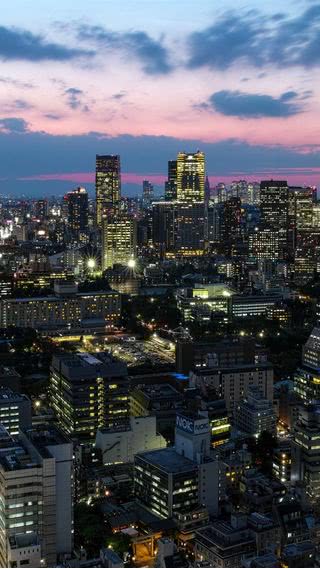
[0,425,73,567]
[176,151,205,202]
[233,386,276,437]
[0,281,121,332]
[152,201,176,256]
[50,352,129,441]
[260,180,289,258]
[102,215,137,270]
[0,388,32,435]
[231,294,282,319]
[190,359,274,411]
[64,186,89,242]
[291,404,320,501]
[130,383,183,433]
[249,229,281,260]
[95,415,166,465]
[142,180,154,208]
[164,160,177,201]
[175,201,206,255]
[134,411,223,519]
[221,197,242,251]
[96,154,121,226]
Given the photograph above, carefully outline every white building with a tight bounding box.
[0,425,73,567]
[190,361,274,411]
[95,416,166,465]
[233,386,276,437]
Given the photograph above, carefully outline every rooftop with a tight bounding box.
[136,447,198,474]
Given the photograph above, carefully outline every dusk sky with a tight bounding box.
[1,0,320,195]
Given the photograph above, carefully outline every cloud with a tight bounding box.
[187,6,320,70]
[0,25,94,62]
[76,24,172,75]
[0,76,34,88]
[13,99,33,110]
[0,117,29,133]
[64,87,89,112]
[208,90,302,118]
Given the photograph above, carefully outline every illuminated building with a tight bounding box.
[134,412,223,519]
[0,425,73,567]
[102,215,137,270]
[64,186,88,242]
[142,179,154,208]
[50,352,129,442]
[175,202,206,255]
[96,154,121,226]
[247,182,260,205]
[249,229,280,260]
[164,160,177,201]
[233,386,276,437]
[231,293,282,318]
[207,202,222,246]
[260,180,289,258]
[294,327,320,402]
[176,151,205,203]
[190,359,274,412]
[0,281,121,331]
[0,388,31,435]
[177,284,234,322]
[291,404,320,501]
[33,198,48,219]
[272,442,291,484]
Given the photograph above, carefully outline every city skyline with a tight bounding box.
[1,0,320,195]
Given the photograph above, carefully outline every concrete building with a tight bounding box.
[295,327,320,403]
[95,415,166,465]
[233,386,276,437]
[130,383,183,433]
[102,215,137,270]
[0,425,73,567]
[134,411,224,520]
[50,352,129,442]
[190,360,274,412]
[0,388,32,435]
[0,281,121,332]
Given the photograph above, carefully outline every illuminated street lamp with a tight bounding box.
[128,258,136,269]
[87,258,96,270]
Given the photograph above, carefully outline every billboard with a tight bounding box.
[176,414,209,435]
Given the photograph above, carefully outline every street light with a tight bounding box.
[87,258,96,270]
[128,258,136,269]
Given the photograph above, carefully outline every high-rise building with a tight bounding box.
[142,180,154,208]
[291,404,320,501]
[221,197,242,252]
[0,425,73,567]
[175,202,207,255]
[176,151,205,202]
[102,215,137,270]
[152,201,176,256]
[233,386,276,437]
[260,180,289,257]
[164,160,177,201]
[64,186,89,242]
[96,154,121,226]
[50,352,129,441]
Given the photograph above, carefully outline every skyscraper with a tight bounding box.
[96,154,121,226]
[102,215,137,270]
[176,151,205,202]
[164,160,177,201]
[64,186,89,242]
[260,180,289,258]
[142,179,154,208]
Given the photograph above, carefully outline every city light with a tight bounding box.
[127,258,136,269]
[87,258,96,269]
